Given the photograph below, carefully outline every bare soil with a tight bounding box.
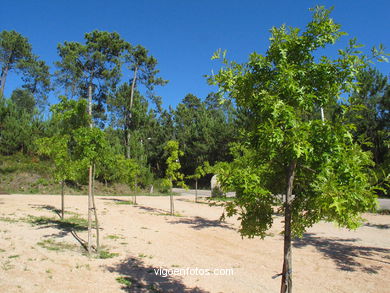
[0,193,389,293]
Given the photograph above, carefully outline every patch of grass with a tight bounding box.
[0,249,5,253]
[97,249,119,259]
[154,212,184,217]
[116,276,133,287]
[105,234,123,240]
[115,200,135,205]
[1,260,14,270]
[138,253,153,259]
[0,216,19,223]
[75,263,91,270]
[37,239,78,252]
[8,255,19,259]
[26,215,91,231]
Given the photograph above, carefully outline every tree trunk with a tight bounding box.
[133,178,137,205]
[195,179,198,203]
[281,160,297,293]
[0,65,9,97]
[92,164,100,252]
[125,121,131,159]
[61,181,65,219]
[170,180,174,215]
[125,66,138,159]
[87,165,93,254]
[87,83,93,254]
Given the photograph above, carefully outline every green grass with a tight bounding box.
[8,255,19,259]
[105,234,123,240]
[0,216,19,223]
[26,215,91,231]
[138,253,153,259]
[97,249,119,259]
[154,212,184,217]
[116,276,133,287]
[114,200,135,205]
[37,239,78,252]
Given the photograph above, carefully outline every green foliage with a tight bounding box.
[55,30,126,124]
[163,140,186,190]
[0,30,32,95]
[346,67,390,195]
[209,6,381,239]
[97,249,119,259]
[116,276,133,287]
[124,44,167,110]
[0,97,40,155]
[173,93,236,177]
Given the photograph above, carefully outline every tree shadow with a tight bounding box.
[28,204,89,250]
[167,216,235,231]
[30,204,61,217]
[101,199,174,216]
[102,198,135,205]
[293,233,390,273]
[364,223,390,229]
[107,256,208,292]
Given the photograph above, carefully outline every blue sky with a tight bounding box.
[1,0,389,109]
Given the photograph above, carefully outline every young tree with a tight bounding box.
[209,6,384,293]
[187,161,210,202]
[163,140,186,215]
[55,31,126,254]
[36,97,89,219]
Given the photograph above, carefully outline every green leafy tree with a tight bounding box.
[10,88,36,115]
[347,68,390,194]
[55,30,126,126]
[55,31,126,254]
[0,30,32,96]
[35,96,89,219]
[0,98,35,154]
[209,6,384,293]
[36,135,76,219]
[174,93,236,178]
[163,140,186,215]
[187,161,210,202]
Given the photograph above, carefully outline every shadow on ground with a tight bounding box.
[364,222,390,229]
[28,204,89,249]
[168,216,235,231]
[293,233,390,274]
[107,257,208,293]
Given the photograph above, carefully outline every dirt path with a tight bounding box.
[0,194,389,292]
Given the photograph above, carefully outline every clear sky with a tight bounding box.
[1,0,389,109]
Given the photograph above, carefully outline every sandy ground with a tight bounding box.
[0,193,389,293]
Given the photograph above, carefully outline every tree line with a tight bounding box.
[0,25,388,196]
[0,30,237,189]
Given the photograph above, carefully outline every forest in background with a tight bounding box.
[0,28,389,196]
